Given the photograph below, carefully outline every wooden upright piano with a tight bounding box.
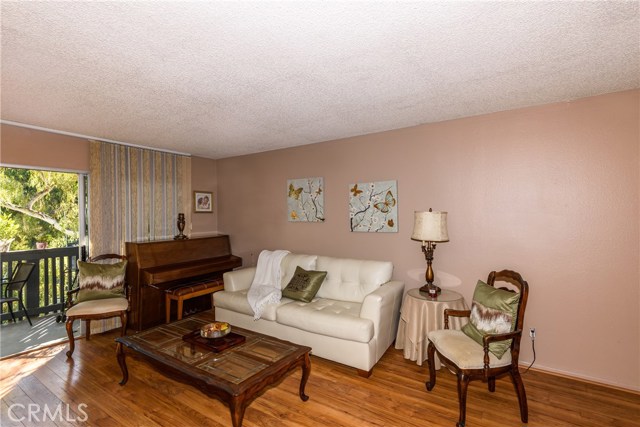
[125,235,242,331]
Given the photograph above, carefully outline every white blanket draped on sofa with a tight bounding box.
[247,249,290,319]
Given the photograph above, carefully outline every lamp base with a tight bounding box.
[419,284,441,298]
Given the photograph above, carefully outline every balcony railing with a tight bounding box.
[1,247,80,323]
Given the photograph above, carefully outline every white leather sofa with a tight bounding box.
[214,254,404,376]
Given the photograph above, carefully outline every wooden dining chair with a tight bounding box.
[425,270,529,426]
[65,254,128,358]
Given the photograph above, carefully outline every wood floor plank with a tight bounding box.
[2,384,41,427]
[35,349,164,427]
[2,397,27,427]
[31,363,139,427]
[16,374,79,427]
[1,329,639,427]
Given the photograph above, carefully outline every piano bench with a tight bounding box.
[165,279,224,323]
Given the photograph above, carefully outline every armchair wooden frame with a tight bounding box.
[65,254,129,358]
[425,270,529,427]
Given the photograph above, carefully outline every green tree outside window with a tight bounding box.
[0,168,79,251]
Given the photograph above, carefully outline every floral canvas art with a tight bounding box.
[287,177,325,222]
[349,180,398,232]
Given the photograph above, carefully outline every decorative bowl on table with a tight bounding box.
[200,322,231,339]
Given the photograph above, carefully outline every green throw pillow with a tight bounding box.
[77,260,127,302]
[461,280,520,359]
[282,266,327,303]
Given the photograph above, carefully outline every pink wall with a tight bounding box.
[1,124,90,171]
[217,90,640,390]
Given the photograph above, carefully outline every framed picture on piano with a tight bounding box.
[194,190,213,213]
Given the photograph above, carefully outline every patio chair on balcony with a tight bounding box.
[65,254,128,358]
[1,262,36,326]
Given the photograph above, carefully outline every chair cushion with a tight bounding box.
[66,297,128,316]
[429,329,512,369]
[276,298,373,343]
[461,280,520,358]
[281,266,327,302]
[77,260,127,302]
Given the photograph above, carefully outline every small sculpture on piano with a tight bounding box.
[174,213,188,240]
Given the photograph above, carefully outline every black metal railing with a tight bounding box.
[1,247,80,323]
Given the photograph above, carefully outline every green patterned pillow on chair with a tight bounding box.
[77,260,127,302]
[461,280,520,359]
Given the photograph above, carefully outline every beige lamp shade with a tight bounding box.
[411,210,449,243]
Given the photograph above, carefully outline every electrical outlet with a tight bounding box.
[529,328,536,339]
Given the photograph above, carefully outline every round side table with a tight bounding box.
[395,288,468,369]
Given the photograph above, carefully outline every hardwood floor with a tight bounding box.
[1,330,638,427]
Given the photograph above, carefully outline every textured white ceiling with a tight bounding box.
[1,1,638,159]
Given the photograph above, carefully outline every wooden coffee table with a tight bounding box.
[115,311,311,427]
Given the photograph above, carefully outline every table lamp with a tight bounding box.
[411,209,449,295]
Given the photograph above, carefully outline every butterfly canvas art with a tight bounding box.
[287,177,325,222]
[349,180,398,232]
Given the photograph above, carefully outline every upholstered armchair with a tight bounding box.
[425,270,529,426]
[65,254,128,358]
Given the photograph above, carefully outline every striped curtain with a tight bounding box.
[87,141,190,334]
[88,141,191,255]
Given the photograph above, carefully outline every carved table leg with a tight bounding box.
[229,396,246,427]
[116,342,129,386]
[299,352,311,401]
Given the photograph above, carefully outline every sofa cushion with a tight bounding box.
[315,256,393,303]
[282,266,327,302]
[280,254,318,288]
[276,298,374,343]
[215,290,292,321]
